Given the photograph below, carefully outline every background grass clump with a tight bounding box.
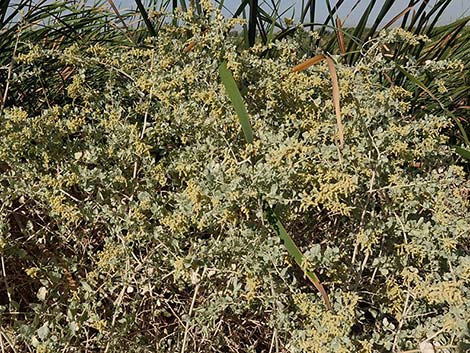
[0,4,469,353]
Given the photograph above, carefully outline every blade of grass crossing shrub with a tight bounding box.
[219,58,328,308]
[324,56,344,147]
[292,54,324,72]
[266,17,276,44]
[179,0,187,12]
[218,61,254,144]
[267,207,331,310]
[293,54,344,146]
[456,147,470,160]
[216,0,225,11]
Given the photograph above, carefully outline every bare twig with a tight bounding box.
[399,344,456,353]
[0,256,12,311]
[392,290,413,352]
[0,328,17,353]
[181,267,206,353]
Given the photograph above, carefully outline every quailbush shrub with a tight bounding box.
[1,5,469,352]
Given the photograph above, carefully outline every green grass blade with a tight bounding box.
[0,0,8,25]
[317,0,346,40]
[365,0,395,41]
[232,0,249,18]
[267,19,276,44]
[347,0,376,64]
[430,20,469,61]
[383,5,413,29]
[177,0,187,12]
[248,0,258,46]
[422,0,453,36]
[135,0,157,37]
[456,147,470,160]
[299,0,314,24]
[218,61,254,144]
[216,0,225,11]
[107,0,131,34]
[266,207,331,310]
[309,0,315,31]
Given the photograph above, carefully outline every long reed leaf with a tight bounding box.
[383,5,413,30]
[248,0,258,46]
[135,0,157,37]
[455,147,470,160]
[232,0,250,18]
[292,54,324,72]
[335,16,345,56]
[266,206,331,310]
[218,61,254,144]
[347,0,376,64]
[107,0,129,31]
[292,54,344,147]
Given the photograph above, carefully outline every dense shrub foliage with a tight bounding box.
[1,6,469,353]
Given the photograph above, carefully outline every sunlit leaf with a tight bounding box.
[218,61,254,144]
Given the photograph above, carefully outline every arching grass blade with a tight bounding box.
[293,54,344,147]
[266,207,331,310]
